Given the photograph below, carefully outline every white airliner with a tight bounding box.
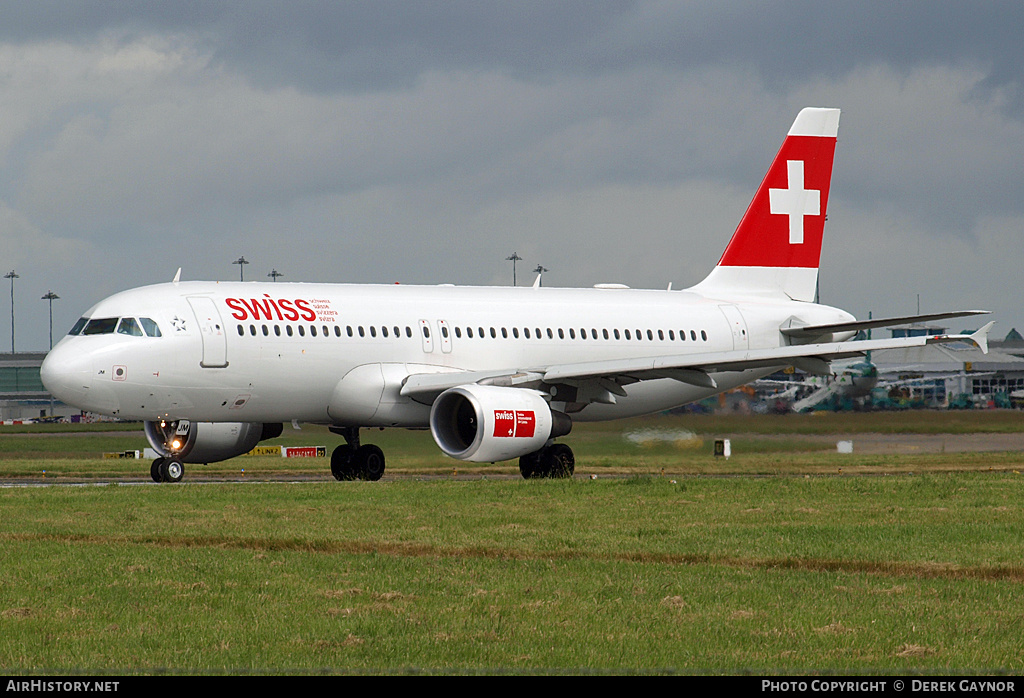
[40,107,993,483]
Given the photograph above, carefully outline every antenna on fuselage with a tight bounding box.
[172,268,181,284]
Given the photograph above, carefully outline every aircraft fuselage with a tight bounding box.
[42,280,857,426]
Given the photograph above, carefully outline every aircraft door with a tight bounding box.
[187,296,229,368]
[719,304,749,351]
[418,319,434,353]
[438,319,452,353]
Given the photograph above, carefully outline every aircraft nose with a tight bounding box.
[40,340,93,406]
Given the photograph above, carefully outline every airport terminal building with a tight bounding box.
[0,352,76,421]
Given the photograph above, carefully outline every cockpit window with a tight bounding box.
[68,317,88,335]
[139,317,162,337]
[82,318,119,335]
[117,317,144,336]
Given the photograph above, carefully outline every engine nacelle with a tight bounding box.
[429,385,572,462]
[144,420,284,464]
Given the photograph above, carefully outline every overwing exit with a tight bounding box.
[40,108,992,482]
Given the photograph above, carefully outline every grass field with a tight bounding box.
[2,411,1024,674]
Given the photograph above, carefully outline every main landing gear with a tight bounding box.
[518,443,575,479]
[150,457,185,483]
[329,426,385,481]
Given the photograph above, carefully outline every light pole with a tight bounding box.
[232,256,249,281]
[533,264,548,287]
[506,252,522,286]
[268,269,283,282]
[4,270,17,353]
[41,291,59,349]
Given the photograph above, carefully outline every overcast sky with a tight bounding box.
[2,1,1022,350]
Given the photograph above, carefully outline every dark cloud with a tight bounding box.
[2,2,1023,98]
[1,1,1022,348]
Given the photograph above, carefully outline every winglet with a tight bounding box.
[933,321,995,354]
[969,321,996,354]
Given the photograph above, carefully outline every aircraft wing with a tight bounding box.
[401,323,995,403]
[780,310,989,340]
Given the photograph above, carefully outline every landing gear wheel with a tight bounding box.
[519,444,575,479]
[518,451,542,479]
[356,445,386,481]
[329,427,386,481]
[542,443,575,479]
[157,459,185,483]
[331,446,358,481]
[151,458,165,483]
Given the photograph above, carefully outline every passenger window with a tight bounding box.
[83,318,119,335]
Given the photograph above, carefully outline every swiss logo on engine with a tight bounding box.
[493,410,536,438]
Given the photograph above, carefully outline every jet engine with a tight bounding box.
[144,420,284,464]
[429,385,571,462]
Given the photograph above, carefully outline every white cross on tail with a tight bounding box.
[769,160,820,244]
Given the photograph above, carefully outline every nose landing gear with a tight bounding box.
[150,457,185,483]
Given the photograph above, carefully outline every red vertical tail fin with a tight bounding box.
[695,107,840,301]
